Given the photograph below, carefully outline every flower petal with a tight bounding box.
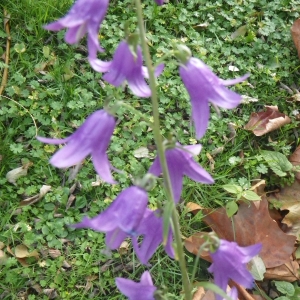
[190,95,210,139]
[92,152,116,184]
[184,158,214,184]
[219,73,250,86]
[37,136,70,145]
[208,85,242,109]
[50,141,91,168]
[127,74,151,98]
[106,228,128,249]
[65,24,87,44]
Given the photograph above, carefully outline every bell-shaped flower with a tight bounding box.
[37,109,116,184]
[149,143,214,203]
[44,0,109,71]
[179,57,249,139]
[116,271,156,300]
[208,240,262,300]
[72,186,149,249]
[91,40,164,98]
[132,209,174,265]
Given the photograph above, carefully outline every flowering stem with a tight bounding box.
[134,1,191,299]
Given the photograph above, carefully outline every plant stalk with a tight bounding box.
[134,1,191,299]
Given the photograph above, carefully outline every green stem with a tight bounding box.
[134,1,191,299]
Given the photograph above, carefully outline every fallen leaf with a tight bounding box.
[118,241,130,255]
[186,202,203,214]
[7,244,39,266]
[244,106,291,136]
[291,19,300,59]
[289,145,300,181]
[268,180,300,240]
[192,286,206,300]
[43,289,58,299]
[202,198,296,268]
[6,162,32,186]
[184,232,211,262]
[20,185,51,206]
[48,249,61,259]
[133,146,151,158]
[264,258,299,282]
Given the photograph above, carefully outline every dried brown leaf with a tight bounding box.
[264,258,299,282]
[202,198,296,268]
[244,106,291,136]
[186,202,203,214]
[291,19,300,59]
[268,180,300,240]
[20,185,51,206]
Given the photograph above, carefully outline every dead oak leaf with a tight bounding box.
[244,106,291,136]
[202,198,295,268]
[264,257,299,282]
[268,180,300,240]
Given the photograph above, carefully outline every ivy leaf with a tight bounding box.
[261,151,293,177]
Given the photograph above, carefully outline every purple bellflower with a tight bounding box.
[72,186,149,249]
[179,57,249,139]
[37,109,116,184]
[132,208,174,265]
[90,40,164,98]
[44,0,109,71]
[208,240,262,300]
[149,143,214,203]
[116,271,156,300]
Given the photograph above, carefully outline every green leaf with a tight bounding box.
[225,201,238,217]
[249,256,266,280]
[274,281,295,296]
[261,151,293,177]
[231,25,248,39]
[275,297,292,300]
[242,190,261,201]
[222,184,243,194]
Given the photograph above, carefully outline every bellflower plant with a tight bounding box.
[91,40,164,97]
[208,240,262,300]
[116,271,156,300]
[37,0,260,299]
[44,0,109,72]
[72,186,148,249]
[179,57,249,139]
[37,109,116,184]
[149,143,214,203]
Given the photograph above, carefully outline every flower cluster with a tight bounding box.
[39,1,261,299]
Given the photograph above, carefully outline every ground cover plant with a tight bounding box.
[1,0,300,299]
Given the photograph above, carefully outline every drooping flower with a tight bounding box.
[37,109,116,184]
[154,0,165,5]
[72,186,149,249]
[91,40,164,98]
[149,143,214,203]
[208,240,262,300]
[116,271,156,300]
[179,57,249,139]
[44,0,109,71]
[132,209,174,265]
